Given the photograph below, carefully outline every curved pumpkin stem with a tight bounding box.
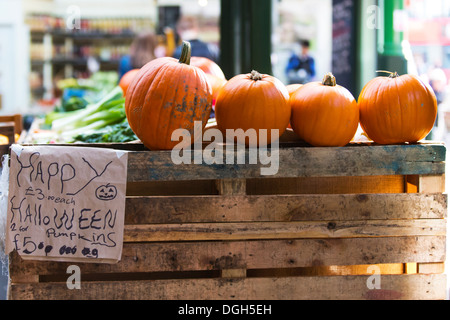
[179,41,191,65]
[376,70,399,78]
[250,70,263,81]
[322,72,337,86]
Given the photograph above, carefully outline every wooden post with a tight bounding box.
[221,269,247,279]
[216,179,246,196]
[216,178,247,278]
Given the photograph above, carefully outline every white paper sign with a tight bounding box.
[5,145,128,264]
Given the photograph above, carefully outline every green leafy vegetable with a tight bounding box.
[45,86,127,142]
[56,96,89,112]
[72,120,138,143]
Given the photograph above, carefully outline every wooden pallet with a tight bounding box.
[7,137,448,300]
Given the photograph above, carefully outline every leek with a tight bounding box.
[51,86,124,132]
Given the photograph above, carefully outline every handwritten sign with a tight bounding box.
[5,145,128,264]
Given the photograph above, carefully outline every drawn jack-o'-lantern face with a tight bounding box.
[95,183,117,201]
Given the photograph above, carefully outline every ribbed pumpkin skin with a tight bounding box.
[290,76,359,147]
[125,56,212,150]
[358,74,437,144]
[215,71,291,147]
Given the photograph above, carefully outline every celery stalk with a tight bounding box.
[51,86,124,132]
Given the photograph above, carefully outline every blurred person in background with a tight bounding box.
[427,64,449,140]
[429,65,448,106]
[119,31,158,79]
[285,39,316,85]
[173,15,219,63]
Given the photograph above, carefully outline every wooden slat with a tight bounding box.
[404,263,418,274]
[126,144,446,182]
[0,122,16,144]
[123,219,446,242]
[8,274,447,300]
[9,236,445,278]
[124,193,447,224]
[247,175,406,195]
[418,262,446,274]
[247,264,407,277]
[124,175,448,196]
[284,264,406,276]
[126,176,407,196]
[126,180,219,196]
[0,114,22,134]
[418,175,446,193]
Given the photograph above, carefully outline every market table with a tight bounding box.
[6,135,447,300]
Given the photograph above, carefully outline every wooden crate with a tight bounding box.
[7,136,448,300]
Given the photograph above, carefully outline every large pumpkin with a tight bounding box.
[290,73,359,147]
[125,41,213,150]
[190,57,226,101]
[215,70,291,147]
[358,72,437,144]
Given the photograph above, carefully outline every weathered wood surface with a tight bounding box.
[126,144,446,181]
[123,219,446,242]
[9,236,445,278]
[19,142,446,180]
[8,274,447,300]
[7,142,447,300]
[124,193,447,224]
[126,175,410,196]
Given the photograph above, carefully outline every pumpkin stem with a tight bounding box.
[179,41,191,65]
[250,70,263,81]
[376,70,399,78]
[322,72,337,86]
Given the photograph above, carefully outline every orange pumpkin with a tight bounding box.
[358,72,437,144]
[286,84,302,128]
[205,73,227,101]
[290,73,359,147]
[191,56,226,80]
[125,41,213,150]
[119,69,140,96]
[215,70,291,147]
[286,84,303,97]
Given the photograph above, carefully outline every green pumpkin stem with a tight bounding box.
[250,70,263,81]
[322,73,337,86]
[179,41,191,65]
[376,70,399,78]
